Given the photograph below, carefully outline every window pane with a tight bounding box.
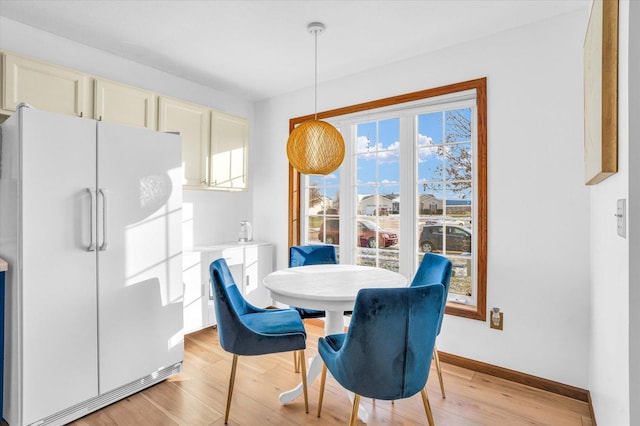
[449,253,472,298]
[307,172,340,247]
[445,142,472,183]
[418,109,475,303]
[418,112,444,144]
[418,146,444,182]
[445,108,472,143]
[355,118,399,272]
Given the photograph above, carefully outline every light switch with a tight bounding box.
[616,199,626,238]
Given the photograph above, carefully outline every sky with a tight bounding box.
[308,107,473,205]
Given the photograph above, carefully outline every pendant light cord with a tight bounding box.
[314,28,318,120]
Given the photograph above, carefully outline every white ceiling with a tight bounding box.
[0,0,590,101]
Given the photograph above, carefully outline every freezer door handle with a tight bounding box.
[87,188,96,252]
[99,188,109,251]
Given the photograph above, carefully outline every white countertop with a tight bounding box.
[185,241,271,252]
[0,257,7,272]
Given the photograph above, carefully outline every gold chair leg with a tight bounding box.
[317,364,327,417]
[421,388,435,426]
[299,350,309,413]
[225,354,239,424]
[433,345,446,399]
[293,351,300,373]
[349,394,361,426]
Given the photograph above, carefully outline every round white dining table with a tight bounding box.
[263,263,407,422]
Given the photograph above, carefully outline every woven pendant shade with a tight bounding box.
[287,119,345,175]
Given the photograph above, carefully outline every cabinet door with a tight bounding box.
[244,244,273,308]
[19,109,98,423]
[94,78,156,129]
[209,111,248,190]
[1,52,89,117]
[158,96,210,187]
[96,121,183,394]
[183,251,209,334]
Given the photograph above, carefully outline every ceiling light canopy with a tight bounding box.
[286,22,345,176]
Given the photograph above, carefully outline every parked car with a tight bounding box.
[318,218,398,248]
[424,218,467,226]
[419,225,472,253]
[317,208,339,215]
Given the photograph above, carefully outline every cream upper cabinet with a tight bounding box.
[158,96,210,187]
[1,52,89,117]
[94,79,156,129]
[0,52,250,190]
[209,111,249,190]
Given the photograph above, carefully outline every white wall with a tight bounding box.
[254,10,592,388]
[628,0,640,423]
[628,2,640,424]
[0,17,255,245]
[589,1,637,424]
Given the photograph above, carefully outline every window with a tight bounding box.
[289,78,487,321]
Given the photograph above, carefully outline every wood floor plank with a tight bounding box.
[68,324,593,426]
[141,380,223,425]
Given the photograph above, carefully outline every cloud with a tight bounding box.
[418,134,434,147]
[356,136,400,162]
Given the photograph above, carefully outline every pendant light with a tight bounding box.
[287,22,345,176]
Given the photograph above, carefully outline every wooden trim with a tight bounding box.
[288,163,300,247]
[288,78,488,321]
[438,351,590,402]
[290,78,487,125]
[587,390,597,425]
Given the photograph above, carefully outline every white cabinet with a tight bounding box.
[183,242,273,334]
[1,52,90,117]
[0,52,250,191]
[94,78,156,129]
[210,111,249,190]
[158,97,249,191]
[158,96,210,187]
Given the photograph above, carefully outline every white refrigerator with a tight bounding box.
[0,105,184,425]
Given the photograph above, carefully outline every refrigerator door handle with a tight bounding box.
[98,188,108,251]
[87,188,96,252]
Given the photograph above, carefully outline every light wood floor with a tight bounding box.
[71,324,593,426]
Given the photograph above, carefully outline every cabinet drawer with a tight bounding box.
[217,246,244,265]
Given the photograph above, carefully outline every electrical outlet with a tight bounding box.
[490,308,503,330]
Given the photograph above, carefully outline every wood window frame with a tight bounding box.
[288,78,487,321]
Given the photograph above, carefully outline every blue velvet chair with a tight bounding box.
[410,253,453,399]
[288,244,337,319]
[317,285,445,426]
[210,258,309,424]
[289,245,341,372]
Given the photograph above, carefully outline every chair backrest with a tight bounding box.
[289,244,337,267]
[329,285,444,400]
[209,258,254,353]
[410,253,452,335]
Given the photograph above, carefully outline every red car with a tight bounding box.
[318,218,398,248]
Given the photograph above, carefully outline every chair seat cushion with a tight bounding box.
[241,309,307,336]
[294,307,326,319]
